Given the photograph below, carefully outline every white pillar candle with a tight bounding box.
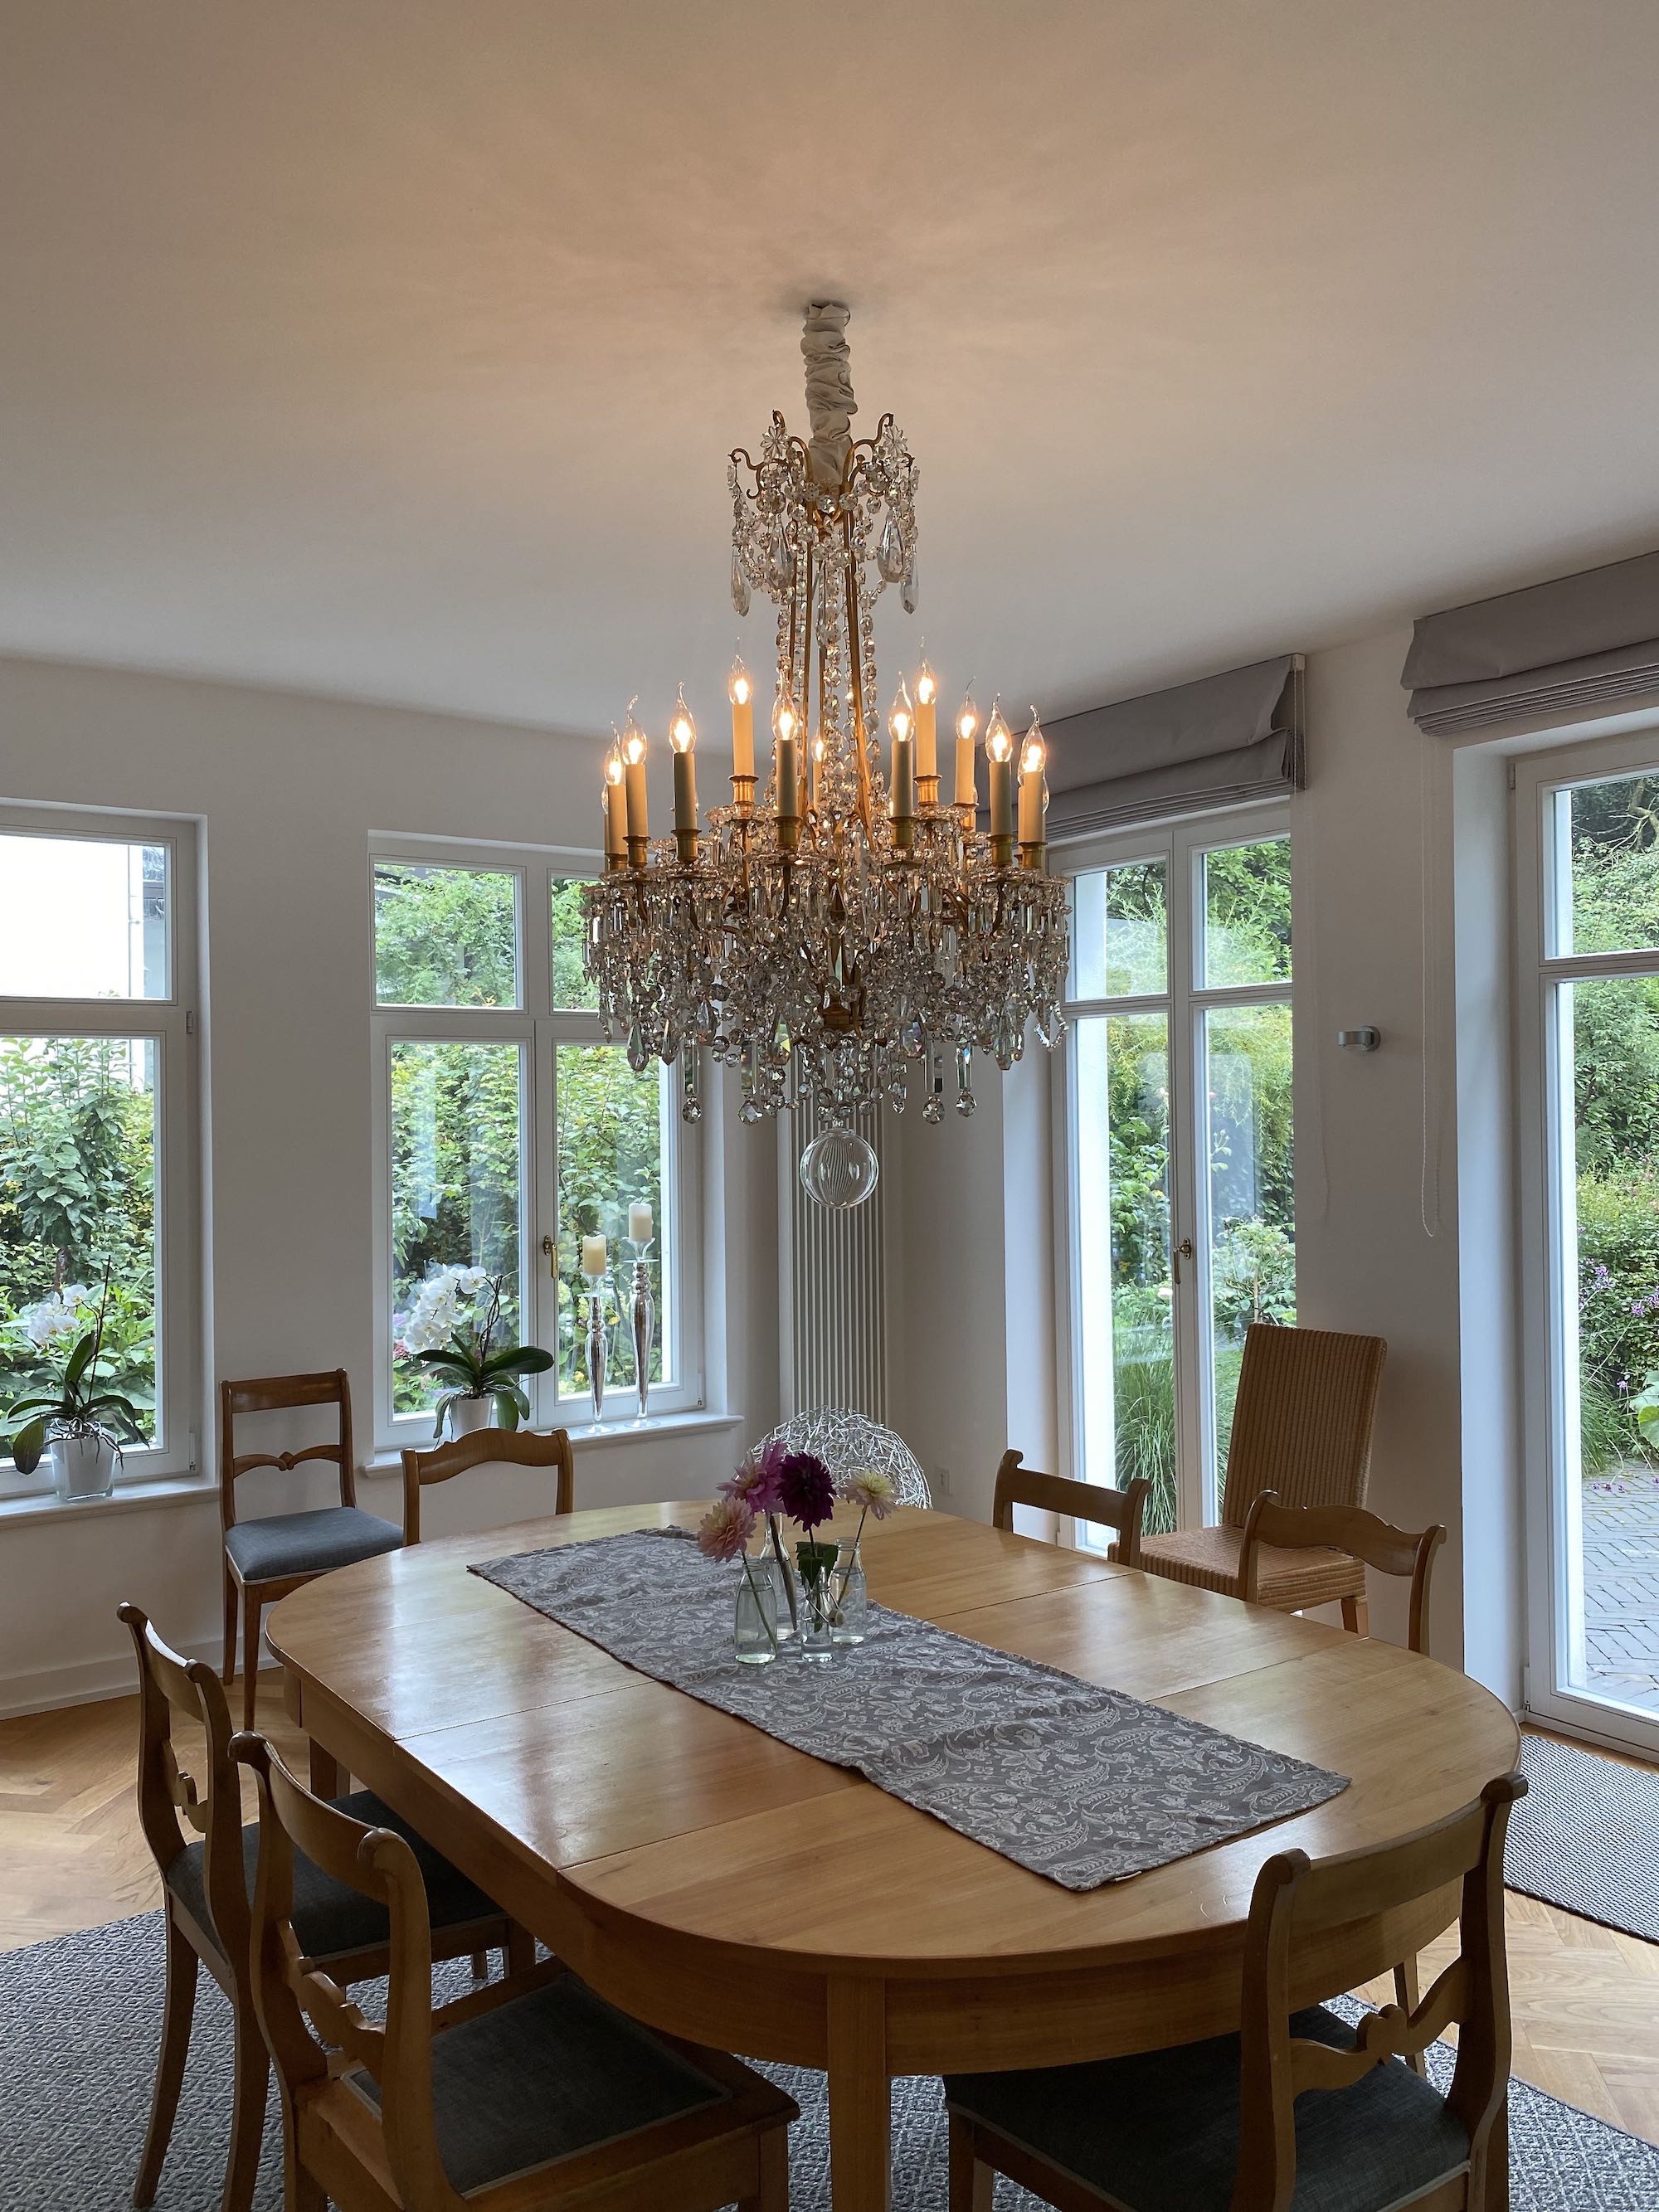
[629,1200,654,1242]
[581,1232,608,1276]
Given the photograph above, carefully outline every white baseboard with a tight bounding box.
[0,1636,279,1721]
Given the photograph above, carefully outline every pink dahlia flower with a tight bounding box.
[697,1492,757,1563]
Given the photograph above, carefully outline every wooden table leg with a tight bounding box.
[827,1976,890,2211]
[1482,2095,1509,2209]
[308,1740,343,1799]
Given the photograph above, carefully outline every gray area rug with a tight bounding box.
[5,1913,1659,2209]
[1508,1735,1659,1943]
[472,1527,1348,1889]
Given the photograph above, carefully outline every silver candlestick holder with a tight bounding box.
[581,1269,611,1428]
[625,1238,655,1422]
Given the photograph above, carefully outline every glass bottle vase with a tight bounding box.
[733,1558,779,1665]
[830,1539,868,1645]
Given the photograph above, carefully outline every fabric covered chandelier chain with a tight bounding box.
[582,304,1069,1206]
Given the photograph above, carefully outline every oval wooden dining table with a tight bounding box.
[266,1499,1520,2211]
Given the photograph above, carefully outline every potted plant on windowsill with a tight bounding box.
[4,1271,147,1502]
[397,1266,554,1441]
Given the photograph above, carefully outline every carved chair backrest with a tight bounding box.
[219,1369,355,1530]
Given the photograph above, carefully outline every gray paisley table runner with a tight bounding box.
[471,1528,1348,1892]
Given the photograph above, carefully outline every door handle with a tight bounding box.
[1172,1237,1194,1285]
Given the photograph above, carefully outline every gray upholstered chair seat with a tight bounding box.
[166,1789,499,1962]
[223,1504,402,1585]
[945,2005,1470,2212]
[350,1973,728,2195]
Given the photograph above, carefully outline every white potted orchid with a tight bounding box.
[4,1271,147,1501]
[397,1266,554,1440]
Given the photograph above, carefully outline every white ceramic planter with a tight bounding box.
[445,1394,496,1439]
[51,1431,119,1502]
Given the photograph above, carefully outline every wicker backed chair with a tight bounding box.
[1136,1323,1387,1626]
[753,1405,932,1509]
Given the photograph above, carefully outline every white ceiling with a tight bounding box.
[5,1,1659,737]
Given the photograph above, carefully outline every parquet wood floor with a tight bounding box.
[1,1688,1655,2147]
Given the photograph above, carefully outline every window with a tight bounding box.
[371,841,698,1443]
[1062,819,1293,1539]
[1516,742,1659,1756]
[0,810,199,1490]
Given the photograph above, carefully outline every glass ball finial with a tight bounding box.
[799,1125,880,1210]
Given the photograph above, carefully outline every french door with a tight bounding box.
[1516,735,1659,1756]
[1060,814,1293,1537]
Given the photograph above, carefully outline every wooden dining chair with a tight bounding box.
[119,1603,528,2212]
[991,1449,1150,1568]
[946,1769,1525,2212]
[1136,1322,1388,1625]
[1239,1495,1447,1651]
[221,1369,403,1728]
[400,1425,575,1544]
[237,1732,797,2212]
[1241,1493,1450,2070]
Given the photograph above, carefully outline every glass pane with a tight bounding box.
[389,1041,525,1417]
[1203,1002,1295,1500]
[0,834,168,999]
[1561,975,1659,1714]
[1073,1012,1175,1534]
[373,862,520,1008]
[0,1035,160,1452]
[557,1046,666,1399]
[1071,860,1167,999]
[1199,837,1292,988]
[1552,774,1659,958]
[551,877,597,1010]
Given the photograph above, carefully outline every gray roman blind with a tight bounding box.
[1403,549,1659,735]
[1044,654,1305,841]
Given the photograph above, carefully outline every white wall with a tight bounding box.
[0,653,776,1714]
[894,623,1528,1694]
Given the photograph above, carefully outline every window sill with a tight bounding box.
[362,1408,745,1475]
[0,1472,215,1529]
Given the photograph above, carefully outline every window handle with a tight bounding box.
[540,1233,557,1276]
[1172,1236,1194,1284]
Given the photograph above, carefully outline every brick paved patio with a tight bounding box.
[1582,1466,1659,1714]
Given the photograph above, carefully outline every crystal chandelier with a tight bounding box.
[582,302,1069,1208]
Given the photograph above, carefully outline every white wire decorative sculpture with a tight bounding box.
[755,1405,932,1510]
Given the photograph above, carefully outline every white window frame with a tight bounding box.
[0,802,201,1495]
[1514,727,1659,1759]
[1054,805,1292,1536]
[369,834,703,1451]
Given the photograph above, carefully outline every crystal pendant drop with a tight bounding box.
[901,553,918,615]
[731,547,750,616]
[877,507,905,582]
[799,1125,881,1210]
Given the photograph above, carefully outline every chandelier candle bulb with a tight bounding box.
[985,702,1014,858]
[914,659,939,788]
[621,715,649,859]
[1018,716,1047,858]
[955,693,980,809]
[669,687,698,858]
[603,745,627,866]
[728,655,755,780]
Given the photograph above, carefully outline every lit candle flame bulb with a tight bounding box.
[669,686,697,753]
[888,677,914,745]
[916,659,937,707]
[985,700,1014,763]
[773,694,800,745]
[727,656,752,707]
[956,693,980,746]
[1020,723,1045,779]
